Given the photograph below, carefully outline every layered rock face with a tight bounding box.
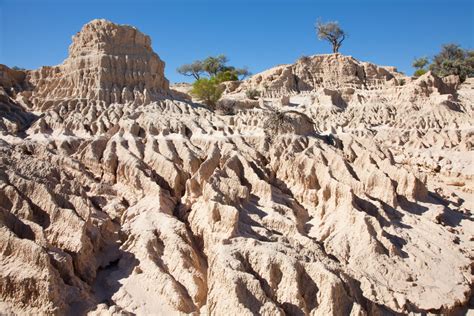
[0,20,473,316]
[228,54,400,98]
[27,19,169,111]
[0,65,36,134]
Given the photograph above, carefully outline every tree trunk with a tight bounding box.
[331,40,339,53]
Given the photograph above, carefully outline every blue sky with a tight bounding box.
[1,0,472,83]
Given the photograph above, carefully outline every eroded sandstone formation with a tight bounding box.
[0,65,36,134]
[224,54,401,98]
[0,19,473,316]
[26,19,169,112]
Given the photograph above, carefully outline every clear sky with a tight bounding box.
[1,0,473,83]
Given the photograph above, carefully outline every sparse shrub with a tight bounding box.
[412,57,429,77]
[412,57,429,70]
[398,78,406,86]
[191,78,223,109]
[216,99,236,115]
[181,55,252,109]
[263,110,296,135]
[245,88,260,100]
[413,69,427,77]
[263,109,315,139]
[299,55,311,63]
[429,44,474,81]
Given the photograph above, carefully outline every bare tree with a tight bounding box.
[316,20,346,53]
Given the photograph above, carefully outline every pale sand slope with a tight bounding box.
[0,19,472,315]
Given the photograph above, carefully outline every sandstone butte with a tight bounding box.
[0,19,473,315]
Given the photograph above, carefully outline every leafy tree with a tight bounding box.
[316,20,346,53]
[234,67,251,80]
[177,61,204,80]
[412,57,429,77]
[214,70,239,83]
[191,78,224,109]
[264,110,296,135]
[263,109,314,138]
[412,57,429,70]
[414,69,427,77]
[181,55,251,109]
[178,55,250,81]
[202,55,229,77]
[429,44,474,81]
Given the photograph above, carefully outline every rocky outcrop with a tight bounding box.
[1,98,472,314]
[0,20,473,316]
[26,19,169,111]
[0,65,26,91]
[230,54,400,98]
[226,56,473,179]
[0,65,36,134]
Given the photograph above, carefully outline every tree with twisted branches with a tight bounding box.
[177,60,205,80]
[316,20,346,53]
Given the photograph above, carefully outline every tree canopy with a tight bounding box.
[202,55,229,77]
[429,44,474,81]
[177,55,250,81]
[316,20,346,53]
[412,57,429,77]
[412,57,429,70]
[177,61,204,80]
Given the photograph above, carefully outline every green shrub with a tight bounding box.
[429,44,474,81]
[398,78,406,86]
[412,57,429,70]
[245,89,260,100]
[202,55,228,77]
[191,78,223,109]
[413,69,427,77]
[214,70,238,83]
